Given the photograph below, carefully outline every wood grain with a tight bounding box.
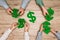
[0,0,60,40]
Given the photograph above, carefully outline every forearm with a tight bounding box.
[21,0,30,9]
[36,31,42,40]
[0,0,9,9]
[36,0,44,7]
[36,0,45,12]
[0,28,12,40]
[24,32,29,40]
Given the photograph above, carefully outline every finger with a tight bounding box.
[20,11,24,16]
[7,11,11,15]
[14,23,18,26]
[12,22,18,26]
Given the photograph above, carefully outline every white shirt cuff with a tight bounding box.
[25,32,29,40]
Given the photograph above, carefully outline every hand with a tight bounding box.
[24,22,29,32]
[39,24,43,32]
[6,8,12,15]
[18,7,25,16]
[10,22,18,31]
[42,6,48,16]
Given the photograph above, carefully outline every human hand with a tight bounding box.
[6,8,12,15]
[24,22,30,32]
[18,7,25,16]
[10,22,18,31]
[42,6,48,16]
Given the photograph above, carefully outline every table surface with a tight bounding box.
[0,0,60,40]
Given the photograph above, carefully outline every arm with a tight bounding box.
[24,22,29,40]
[36,0,48,16]
[25,32,29,40]
[19,0,31,16]
[0,0,12,15]
[36,24,43,40]
[0,28,12,40]
[0,22,17,40]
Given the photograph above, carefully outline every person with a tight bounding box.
[0,0,30,16]
[0,0,12,15]
[36,24,60,40]
[19,0,48,16]
[0,22,17,40]
[24,22,30,40]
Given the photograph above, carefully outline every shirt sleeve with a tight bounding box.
[55,32,60,40]
[21,0,30,9]
[24,32,29,40]
[0,0,9,9]
[35,0,44,7]
[0,28,12,40]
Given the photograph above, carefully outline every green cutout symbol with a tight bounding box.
[43,27,51,34]
[43,8,54,34]
[27,11,36,23]
[45,8,54,21]
[43,21,51,34]
[11,8,20,18]
[17,18,26,28]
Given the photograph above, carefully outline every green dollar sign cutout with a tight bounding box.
[11,8,20,18]
[43,8,54,34]
[43,21,51,34]
[27,11,36,23]
[17,18,26,28]
[45,8,54,21]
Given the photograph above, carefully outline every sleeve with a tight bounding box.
[0,0,9,9]
[36,31,42,40]
[55,32,60,40]
[35,0,44,7]
[0,28,12,40]
[24,32,29,40]
[20,0,30,9]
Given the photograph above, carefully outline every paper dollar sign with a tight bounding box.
[27,11,36,23]
[18,18,26,28]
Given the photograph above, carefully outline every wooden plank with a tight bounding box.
[0,0,60,40]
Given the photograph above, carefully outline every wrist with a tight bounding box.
[6,8,10,10]
[10,27,16,31]
[20,7,25,11]
[41,6,45,10]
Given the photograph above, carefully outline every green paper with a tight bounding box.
[11,8,20,18]
[47,8,54,16]
[43,25,49,28]
[43,27,51,34]
[43,21,50,26]
[45,8,54,21]
[18,18,26,28]
[45,14,54,21]
[27,11,36,23]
